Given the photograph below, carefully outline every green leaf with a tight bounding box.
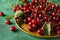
[15,10,24,18]
[43,22,51,36]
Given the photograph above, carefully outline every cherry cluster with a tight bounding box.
[13,0,60,35]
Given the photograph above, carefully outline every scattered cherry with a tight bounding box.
[5,20,11,24]
[0,12,4,16]
[10,26,16,31]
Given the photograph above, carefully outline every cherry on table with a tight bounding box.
[10,26,16,31]
[5,20,11,24]
[0,12,5,16]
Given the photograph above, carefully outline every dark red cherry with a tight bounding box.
[16,17,21,22]
[38,28,43,35]
[38,5,43,10]
[52,16,58,21]
[24,18,29,24]
[31,19,37,24]
[38,14,43,18]
[56,31,60,35]
[10,26,16,31]
[51,12,56,16]
[51,21,56,26]
[23,6,28,12]
[28,17,32,22]
[0,12,5,16]
[48,3,52,7]
[23,0,27,2]
[5,20,11,24]
[55,26,60,31]
[36,17,40,24]
[44,16,49,21]
[57,7,60,13]
[28,22,32,26]
[42,0,47,3]
[13,4,20,12]
[28,25,36,32]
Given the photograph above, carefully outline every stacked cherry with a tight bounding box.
[13,0,60,35]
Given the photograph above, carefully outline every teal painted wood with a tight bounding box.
[0,0,60,40]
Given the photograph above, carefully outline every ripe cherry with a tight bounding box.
[38,28,43,35]
[51,12,56,16]
[5,20,11,24]
[24,18,29,24]
[44,16,49,21]
[52,16,58,21]
[36,17,40,24]
[13,4,20,12]
[10,26,16,31]
[23,6,28,12]
[23,0,27,2]
[56,31,60,35]
[28,17,32,22]
[0,12,5,16]
[55,26,60,31]
[28,25,36,32]
[31,19,37,24]
[38,14,43,18]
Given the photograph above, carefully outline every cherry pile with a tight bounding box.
[14,0,60,35]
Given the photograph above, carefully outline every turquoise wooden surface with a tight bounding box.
[0,0,60,40]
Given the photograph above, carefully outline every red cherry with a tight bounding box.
[34,9,38,13]
[31,19,37,24]
[39,0,46,3]
[31,24,36,28]
[51,21,56,25]
[38,5,43,10]
[33,12,37,16]
[23,6,28,12]
[57,7,60,13]
[51,12,56,16]
[38,28,43,35]
[36,17,40,24]
[55,26,60,31]
[23,0,27,2]
[52,16,58,21]
[16,17,21,22]
[24,18,29,24]
[13,4,20,12]
[28,17,32,21]
[26,8,31,12]
[5,20,11,24]
[28,22,32,26]
[42,0,47,3]
[48,3,52,7]
[39,14,43,18]
[28,26,36,32]
[10,26,16,31]
[35,0,38,4]
[44,16,49,21]
[0,12,4,16]
[56,31,60,35]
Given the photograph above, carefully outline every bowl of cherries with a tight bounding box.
[14,0,60,38]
